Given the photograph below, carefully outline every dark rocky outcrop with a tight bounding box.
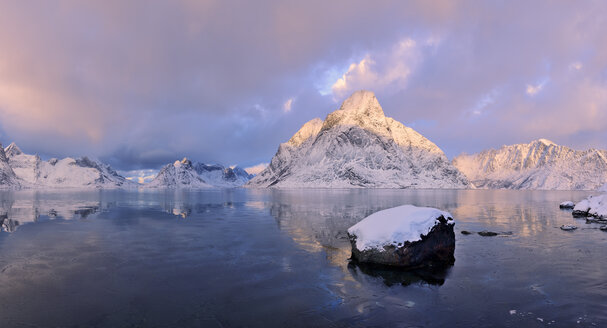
[348,215,455,268]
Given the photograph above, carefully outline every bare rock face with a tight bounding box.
[346,205,455,268]
[0,143,20,188]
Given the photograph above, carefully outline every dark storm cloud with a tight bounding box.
[0,0,606,170]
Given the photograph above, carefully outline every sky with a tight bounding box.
[1,1,606,177]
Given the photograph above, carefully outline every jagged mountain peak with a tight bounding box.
[534,138,556,146]
[4,142,23,157]
[247,90,469,189]
[174,157,192,167]
[147,158,253,188]
[507,138,557,150]
[322,90,386,134]
[338,90,381,113]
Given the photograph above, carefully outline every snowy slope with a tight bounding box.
[0,143,20,188]
[4,143,138,189]
[247,90,470,188]
[146,158,253,188]
[453,139,607,190]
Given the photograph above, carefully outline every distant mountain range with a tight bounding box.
[453,139,607,190]
[145,158,253,188]
[2,91,606,191]
[0,142,254,189]
[247,90,470,188]
[0,142,137,189]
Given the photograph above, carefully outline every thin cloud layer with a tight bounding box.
[0,0,606,169]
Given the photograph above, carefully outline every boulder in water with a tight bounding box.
[347,205,455,268]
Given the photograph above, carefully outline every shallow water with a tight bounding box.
[0,189,605,327]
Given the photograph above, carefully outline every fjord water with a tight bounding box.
[0,189,605,327]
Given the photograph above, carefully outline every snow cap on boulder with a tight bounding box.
[348,205,453,251]
[347,205,456,267]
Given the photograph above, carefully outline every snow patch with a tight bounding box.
[573,194,607,218]
[347,205,453,251]
[244,163,268,176]
[560,201,574,208]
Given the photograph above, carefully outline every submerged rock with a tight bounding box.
[347,205,455,268]
[560,224,577,231]
[559,201,575,209]
[586,217,607,224]
[461,230,513,237]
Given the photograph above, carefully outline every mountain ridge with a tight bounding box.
[1,142,137,189]
[453,139,607,190]
[146,158,253,188]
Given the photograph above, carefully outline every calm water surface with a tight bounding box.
[0,189,605,327]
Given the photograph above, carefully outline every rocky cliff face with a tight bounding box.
[247,90,470,188]
[453,139,607,190]
[0,143,20,188]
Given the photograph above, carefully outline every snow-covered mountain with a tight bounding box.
[146,158,253,188]
[247,90,470,188]
[452,139,607,190]
[2,142,137,189]
[0,143,20,188]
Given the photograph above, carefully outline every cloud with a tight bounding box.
[283,98,294,112]
[244,163,269,175]
[526,78,549,96]
[569,62,583,71]
[330,38,426,99]
[526,84,542,96]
